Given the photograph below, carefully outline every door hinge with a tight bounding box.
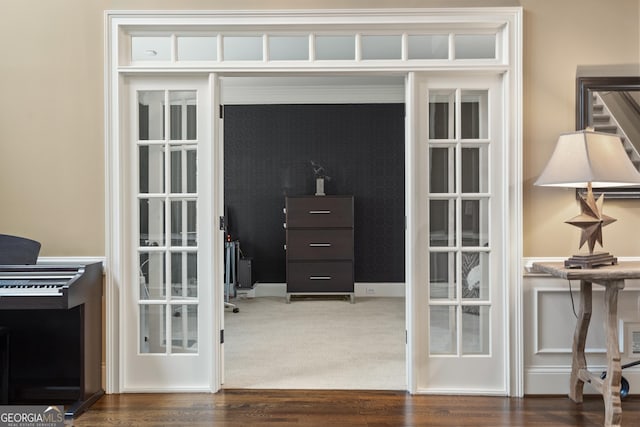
[405,330,408,344]
[220,329,224,344]
[219,216,226,231]
[219,104,224,119]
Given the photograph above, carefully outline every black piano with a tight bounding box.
[0,262,103,418]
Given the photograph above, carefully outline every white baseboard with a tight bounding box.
[250,282,405,298]
[525,366,640,395]
[355,282,405,297]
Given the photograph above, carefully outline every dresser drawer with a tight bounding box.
[286,229,353,260]
[287,261,354,293]
[286,196,353,228]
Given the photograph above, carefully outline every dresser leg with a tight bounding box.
[569,280,592,403]
[602,280,624,427]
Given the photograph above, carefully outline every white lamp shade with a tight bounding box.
[535,130,640,188]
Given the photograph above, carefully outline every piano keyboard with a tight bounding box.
[0,279,67,296]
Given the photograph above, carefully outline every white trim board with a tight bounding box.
[524,366,640,395]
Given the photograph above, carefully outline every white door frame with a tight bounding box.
[104,8,523,396]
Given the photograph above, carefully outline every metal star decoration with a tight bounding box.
[565,189,616,254]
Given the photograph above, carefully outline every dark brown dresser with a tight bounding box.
[285,195,355,303]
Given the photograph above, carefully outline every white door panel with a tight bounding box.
[123,77,215,391]
[412,73,507,393]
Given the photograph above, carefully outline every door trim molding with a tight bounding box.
[105,7,523,395]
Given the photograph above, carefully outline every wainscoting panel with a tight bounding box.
[524,272,640,395]
[534,287,606,354]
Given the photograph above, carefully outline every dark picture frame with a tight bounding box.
[576,76,640,199]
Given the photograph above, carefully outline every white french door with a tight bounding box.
[122,76,218,391]
[411,73,507,394]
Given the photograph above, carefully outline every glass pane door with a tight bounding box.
[125,77,213,392]
[416,74,505,393]
[428,88,491,356]
[138,89,199,355]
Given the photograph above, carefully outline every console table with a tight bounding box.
[532,261,640,427]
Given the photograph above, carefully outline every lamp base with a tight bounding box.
[564,252,618,269]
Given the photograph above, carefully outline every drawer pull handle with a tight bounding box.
[309,210,331,214]
[309,243,331,247]
[310,276,332,280]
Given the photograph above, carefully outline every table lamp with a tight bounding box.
[535,129,640,268]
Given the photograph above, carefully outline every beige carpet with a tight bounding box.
[223,296,406,390]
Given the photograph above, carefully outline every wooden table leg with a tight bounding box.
[602,280,624,427]
[569,280,591,403]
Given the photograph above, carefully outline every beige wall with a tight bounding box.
[521,0,640,257]
[0,0,638,257]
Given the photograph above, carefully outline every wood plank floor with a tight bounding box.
[72,390,640,426]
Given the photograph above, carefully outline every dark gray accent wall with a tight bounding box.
[223,104,405,284]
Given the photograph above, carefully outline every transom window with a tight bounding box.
[129,31,500,65]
